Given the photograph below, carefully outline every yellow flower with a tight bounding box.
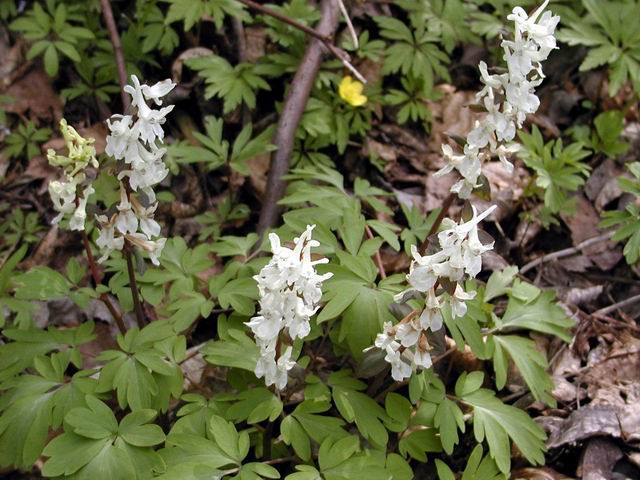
[339,76,367,107]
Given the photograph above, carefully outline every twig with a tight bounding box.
[418,193,456,253]
[81,231,126,334]
[337,0,358,48]
[123,241,146,328]
[257,0,341,234]
[99,0,129,110]
[520,231,614,275]
[238,0,366,84]
[593,293,640,317]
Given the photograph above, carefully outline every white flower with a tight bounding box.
[450,284,477,318]
[385,345,412,381]
[100,75,171,266]
[373,322,396,350]
[437,1,558,198]
[141,79,176,106]
[274,347,296,390]
[95,215,125,262]
[396,320,421,348]
[69,185,94,231]
[125,75,174,145]
[419,290,443,332]
[105,115,135,159]
[49,179,77,223]
[247,226,332,390]
[412,348,433,369]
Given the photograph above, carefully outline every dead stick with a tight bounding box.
[81,231,126,334]
[520,231,614,275]
[124,241,146,328]
[100,0,130,110]
[238,0,365,83]
[257,0,341,233]
[593,293,640,317]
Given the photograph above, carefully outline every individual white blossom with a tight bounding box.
[437,0,559,199]
[247,225,332,390]
[97,75,175,266]
[385,344,413,382]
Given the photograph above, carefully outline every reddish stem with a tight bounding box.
[81,231,127,334]
[123,241,146,329]
[100,0,130,110]
[365,224,386,279]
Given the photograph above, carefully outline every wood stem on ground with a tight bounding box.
[256,0,341,234]
[100,0,129,110]
[520,231,614,275]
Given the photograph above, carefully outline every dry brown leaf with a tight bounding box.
[244,26,266,62]
[561,195,622,271]
[578,438,623,480]
[511,467,573,480]
[4,69,62,121]
[171,47,215,83]
[427,85,478,153]
[546,405,622,449]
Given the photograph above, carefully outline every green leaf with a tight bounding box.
[398,429,442,462]
[13,266,71,301]
[330,376,390,447]
[498,291,574,341]
[202,329,260,371]
[462,388,546,474]
[226,388,283,424]
[43,43,59,76]
[491,335,555,406]
[217,277,258,316]
[484,267,518,302]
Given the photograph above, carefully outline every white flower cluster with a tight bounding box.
[436,0,560,198]
[47,120,98,231]
[373,205,496,381]
[96,75,175,265]
[246,225,333,390]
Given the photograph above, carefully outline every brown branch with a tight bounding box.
[257,0,341,234]
[520,231,614,275]
[81,231,126,334]
[124,241,146,328]
[418,192,456,253]
[593,293,640,317]
[365,224,386,279]
[100,0,129,110]
[238,0,365,83]
[237,0,332,43]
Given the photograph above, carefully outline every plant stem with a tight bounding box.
[124,241,146,328]
[419,192,456,253]
[365,224,386,279]
[81,231,127,334]
[99,0,130,110]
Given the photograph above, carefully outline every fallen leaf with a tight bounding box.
[4,69,62,121]
[546,404,621,449]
